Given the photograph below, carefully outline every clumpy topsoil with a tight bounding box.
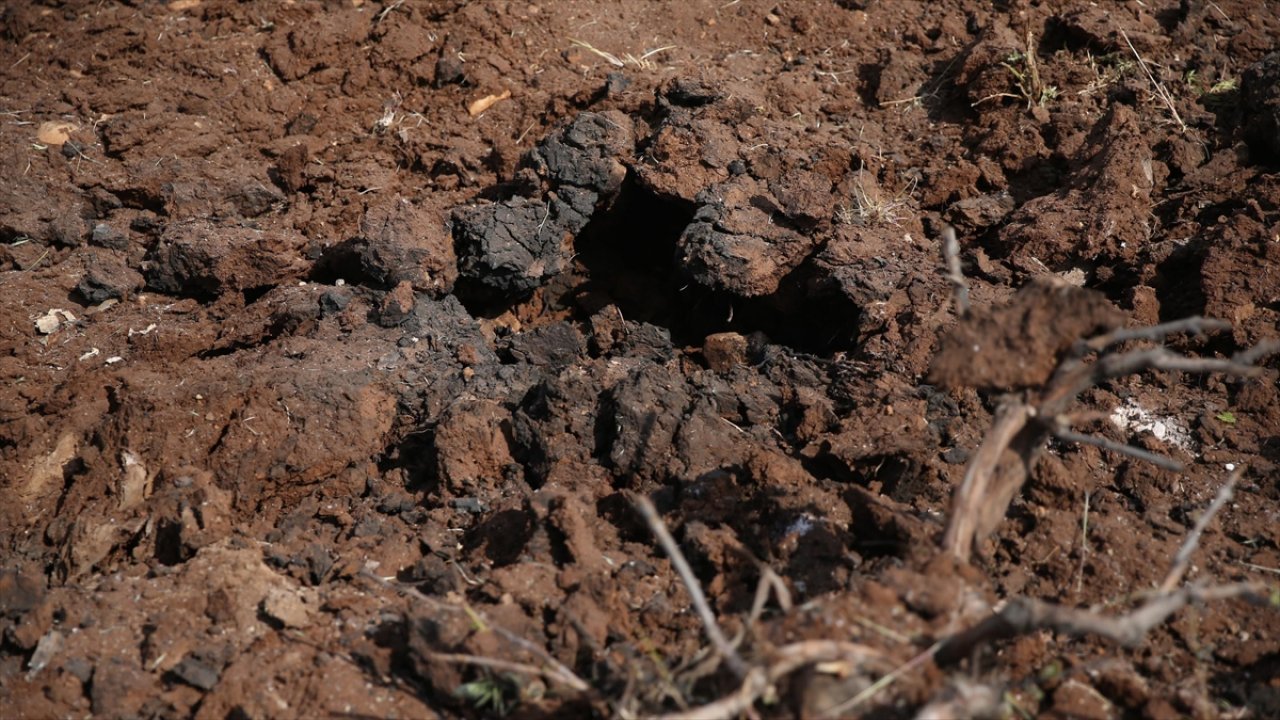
[3,1,1280,718]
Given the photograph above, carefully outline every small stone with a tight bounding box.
[319,289,351,316]
[0,568,45,615]
[170,654,220,691]
[604,72,631,96]
[285,113,317,136]
[703,332,749,372]
[26,630,64,676]
[90,223,128,250]
[64,657,92,683]
[376,281,416,327]
[434,55,465,86]
[504,322,585,369]
[261,587,311,629]
[90,657,152,717]
[76,258,143,304]
[34,309,75,335]
[450,497,487,514]
[1048,679,1114,720]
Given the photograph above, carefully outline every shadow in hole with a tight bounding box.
[1259,436,1280,472]
[912,48,979,126]
[463,505,537,567]
[1213,651,1280,718]
[571,174,694,335]
[841,483,938,561]
[376,429,438,496]
[1151,239,1208,321]
[778,507,857,599]
[574,174,864,356]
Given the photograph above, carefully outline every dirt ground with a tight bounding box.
[2,0,1280,718]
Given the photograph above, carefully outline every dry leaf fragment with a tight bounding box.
[467,90,511,117]
[34,309,76,334]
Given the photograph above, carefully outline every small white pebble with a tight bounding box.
[335,278,346,286]
[1226,463,1236,471]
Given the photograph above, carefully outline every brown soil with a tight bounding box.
[2,1,1279,718]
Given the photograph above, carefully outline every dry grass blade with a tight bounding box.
[629,492,749,679]
[1160,467,1242,591]
[570,39,676,70]
[361,570,591,693]
[650,641,884,720]
[570,38,624,66]
[426,652,584,690]
[1051,425,1185,472]
[941,225,970,317]
[1119,29,1186,133]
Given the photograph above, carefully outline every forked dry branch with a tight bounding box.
[936,465,1270,666]
[934,580,1271,666]
[939,272,1279,560]
[627,493,887,720]
[922,229,1279,715]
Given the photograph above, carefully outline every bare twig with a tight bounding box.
[1051,425,1185,472]
[1076,316,1231,357]
[944,322,1278,560]
[1160,467,1243,591]
[816,641,942,719]
[747,561,792,625]
[941,225,970,317]
[426,652,586,690]
[1101,347,1268,380]
[651,667,769,720]
[1051,316,1233,389]
[914,680,1002,720]
[653,641,884,720]
[629,492,749,679]
[942,401,1034,560]
[619,507,888,719]
[934,581,1270,665]
[1233,338,1280,366]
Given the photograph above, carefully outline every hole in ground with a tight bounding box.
[1152,241,1207,320]
[573,176,863,355]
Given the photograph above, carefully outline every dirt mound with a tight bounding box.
[2,1,1279,719]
